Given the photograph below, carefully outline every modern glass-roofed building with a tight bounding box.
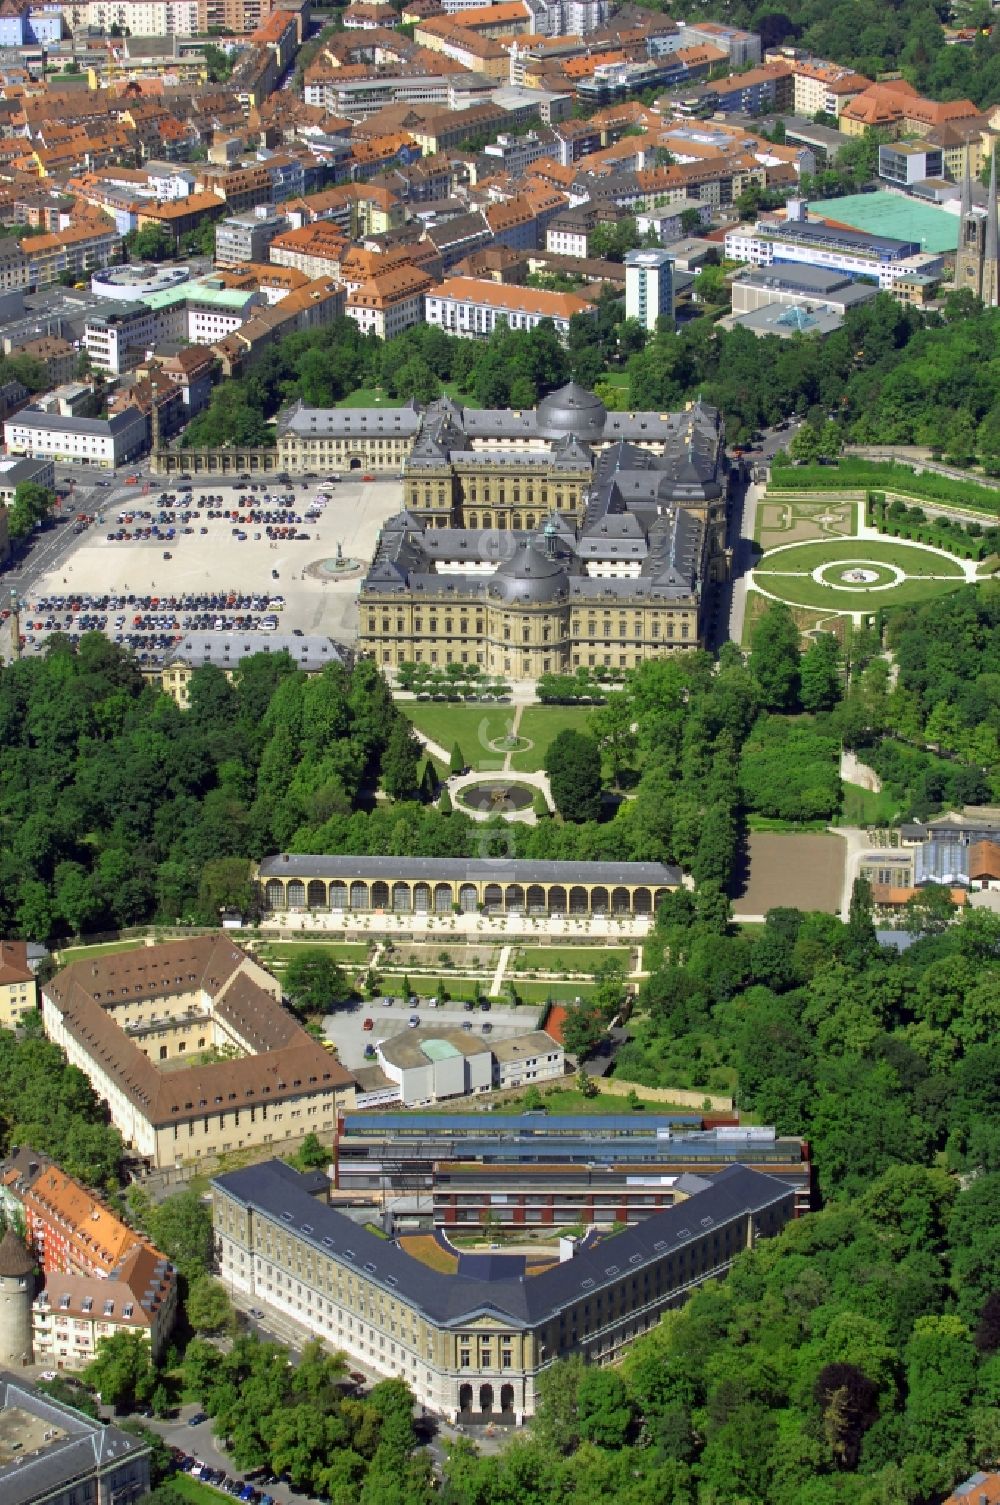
[333,1116,813,1220]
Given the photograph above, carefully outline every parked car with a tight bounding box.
[188,1412,207,1427]
[362,1017,374,1031]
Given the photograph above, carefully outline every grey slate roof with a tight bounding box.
[214,1159,792,1328]
[277,400,421,439]
[259,854,682,885]
[164,632,345,672]
[0,1373,149,1505]
[10,405,143,436]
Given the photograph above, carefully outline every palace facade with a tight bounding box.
[255,854,682,919]
[358,382,731,677]
[355,382,731,677]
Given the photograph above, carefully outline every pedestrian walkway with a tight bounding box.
[490,945,511,997]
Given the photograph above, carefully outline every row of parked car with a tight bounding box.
[170,1447,275,1504]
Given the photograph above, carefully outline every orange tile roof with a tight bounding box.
[562,49,625,78]
[430,274,592,317]
[23,1165,144,1274]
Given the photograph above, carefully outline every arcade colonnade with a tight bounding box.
[255,856,683,921]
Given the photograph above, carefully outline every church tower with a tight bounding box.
[955,159,985,296]
[982,149,999,309]
[954,152,1000,307]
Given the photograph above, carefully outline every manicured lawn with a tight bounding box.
[255,941,371,963]
[513,946,631,972]
[168,1474,227,1505]
[57,939,145,964]
[511,706,594,772]
[754,536,967,610]
[759,539,964,578]
[381,972,593,1004]
[401,704,517,769]
[769,460,1000,516]
[336,383,479,410]
[836,781,901,827]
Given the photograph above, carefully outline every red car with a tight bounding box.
[362,1017,374,1031]
[361,473,375,482]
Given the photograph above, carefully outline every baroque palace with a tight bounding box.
[358,383,731,676]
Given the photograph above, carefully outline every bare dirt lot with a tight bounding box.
[731,832,845,916]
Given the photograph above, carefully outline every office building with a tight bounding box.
[213,1157,795,1423]
[724,199,936,290]
[41,937,355,1171]
[625,247,675,332]
[334,1114,814,1218]
[3,406,147,469]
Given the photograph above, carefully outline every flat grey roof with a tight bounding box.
[214,1159,793,1327]
[379,1028,489,1069]
[259,855,682,885]
[0,1373,148,1505]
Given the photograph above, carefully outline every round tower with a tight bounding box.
[0,1227,35,1367]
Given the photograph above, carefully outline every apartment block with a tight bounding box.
[425,275,594,341]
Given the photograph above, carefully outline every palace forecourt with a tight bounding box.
[256,855,683,919]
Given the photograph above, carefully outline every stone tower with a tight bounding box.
[982,149,999,309]
[955,159,985,295]
[0,1227,34,1367]
[955,152,1000,306]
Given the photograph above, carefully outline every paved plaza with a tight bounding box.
[17,473,405,643]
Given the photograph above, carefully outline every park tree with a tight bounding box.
[283,949,350,1017]
[800,632,842,712]
[577,1368,634,1448]
[903,883,956,936]
[750,603,801,710]
[381,718,421,801]
[147,1189,214,1282]
[84,1331,156,1412]
[7,481,55,539]
[547,729,602,822]
[186,1275,235,1335]
[126,223,174,262]
[449,742,466,775]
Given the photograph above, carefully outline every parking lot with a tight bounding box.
[12,472,404,655]
[327,997,543,1072]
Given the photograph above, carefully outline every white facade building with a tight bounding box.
[83,302,158,375]
[625,247,675,332]
[425,276,595,342]
[85,0,199,34]
[4,406,147,469]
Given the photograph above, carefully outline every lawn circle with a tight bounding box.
[811,559,904,592]
[488,734,531,754]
